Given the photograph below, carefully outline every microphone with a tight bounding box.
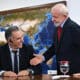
[27,69,34,75]
[27,69,34,80]
[9,39,13,44]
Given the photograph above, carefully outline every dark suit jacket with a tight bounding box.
[43,18,80,74]
[0,44,42,74]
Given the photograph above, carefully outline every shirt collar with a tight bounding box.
[8,45,19,53]
[60,17,68,28]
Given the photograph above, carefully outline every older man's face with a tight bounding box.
[51,9,66,27]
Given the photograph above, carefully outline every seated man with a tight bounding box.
[0,26,42,77]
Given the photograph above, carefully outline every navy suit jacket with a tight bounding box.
[43,18,80,74]
[0,44,42,74]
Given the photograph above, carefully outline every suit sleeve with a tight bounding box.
[71,25,80,45]
[43,43,55,62]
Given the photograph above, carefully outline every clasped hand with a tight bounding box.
[30,54,44,65]
[3,70,29,77]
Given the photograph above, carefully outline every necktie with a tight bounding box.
[57,26,62,42]
[13,51,18,74]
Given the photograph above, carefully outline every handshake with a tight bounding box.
[30,54,44,66]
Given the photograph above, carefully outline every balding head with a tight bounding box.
[51,3,69,27]
[51,3,68,17]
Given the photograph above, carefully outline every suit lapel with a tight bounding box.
[5,44,13,70]
[54,28,58,53]
[19,48,24,70]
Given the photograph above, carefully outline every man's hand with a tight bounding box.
[17,70,29,77]
[30,54,44,66]
[17,70,29,80]
[3,71,17,77]
[73,73,80,78]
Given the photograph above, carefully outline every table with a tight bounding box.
[0,75,42,80]
[42,74,80,80]
[0,74,80,80]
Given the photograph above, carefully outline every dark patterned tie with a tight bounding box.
[13,51,18,74]
[57,26,62,42]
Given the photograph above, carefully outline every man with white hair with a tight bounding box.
[30,3,80,75]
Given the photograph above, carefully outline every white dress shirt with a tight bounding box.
[0,46,20,76]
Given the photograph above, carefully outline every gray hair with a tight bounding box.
[5,26,19,40]
[51,3,69,16]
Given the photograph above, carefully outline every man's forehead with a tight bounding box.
[12,30,23,37]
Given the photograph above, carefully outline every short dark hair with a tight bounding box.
[5,26,19,40]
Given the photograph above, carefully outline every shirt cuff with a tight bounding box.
[42,56,45,61]
[0,71,5,76]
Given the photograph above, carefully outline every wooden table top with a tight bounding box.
[0,74,80,80]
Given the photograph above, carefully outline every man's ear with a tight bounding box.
[9,38,13,43]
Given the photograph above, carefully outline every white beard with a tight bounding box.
[54,22,61,27]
